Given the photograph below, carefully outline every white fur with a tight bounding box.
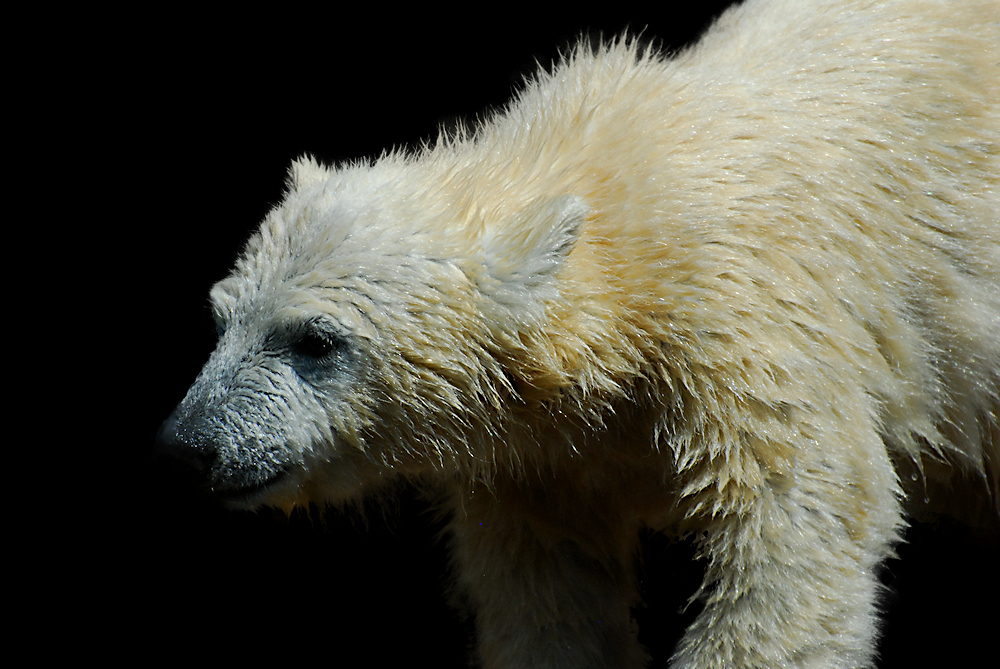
[159,1,999,666]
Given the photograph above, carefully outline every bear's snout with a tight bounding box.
[152,408,219,491]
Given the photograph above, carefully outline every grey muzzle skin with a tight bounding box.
[152,310,361,506]
[152,394,291,503]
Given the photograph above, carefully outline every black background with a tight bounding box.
[74,1,998,665]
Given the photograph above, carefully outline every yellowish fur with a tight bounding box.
[158,0,999,666]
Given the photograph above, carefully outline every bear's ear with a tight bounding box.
[286,155,329,193]
[479,194,588,323]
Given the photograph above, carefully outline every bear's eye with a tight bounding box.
[294,332,336,358]
[292,323,345,359]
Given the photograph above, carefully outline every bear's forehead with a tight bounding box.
[214,276,383,342]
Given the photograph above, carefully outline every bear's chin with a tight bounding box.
[211,471,297,511]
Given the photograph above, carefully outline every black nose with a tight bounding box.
[152,409,217,488]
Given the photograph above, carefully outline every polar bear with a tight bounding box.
[154,0,999,666]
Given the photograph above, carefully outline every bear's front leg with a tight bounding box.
[447,479,648,669]
[670,429,903,669]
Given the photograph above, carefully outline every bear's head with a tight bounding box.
[154,156,588,511]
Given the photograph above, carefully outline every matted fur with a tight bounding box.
[157,0,999,666]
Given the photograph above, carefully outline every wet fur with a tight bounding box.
[158,0,999,666]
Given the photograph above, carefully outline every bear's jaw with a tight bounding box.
[211,472,293,511]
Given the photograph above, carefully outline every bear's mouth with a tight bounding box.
[210,470,289,509]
